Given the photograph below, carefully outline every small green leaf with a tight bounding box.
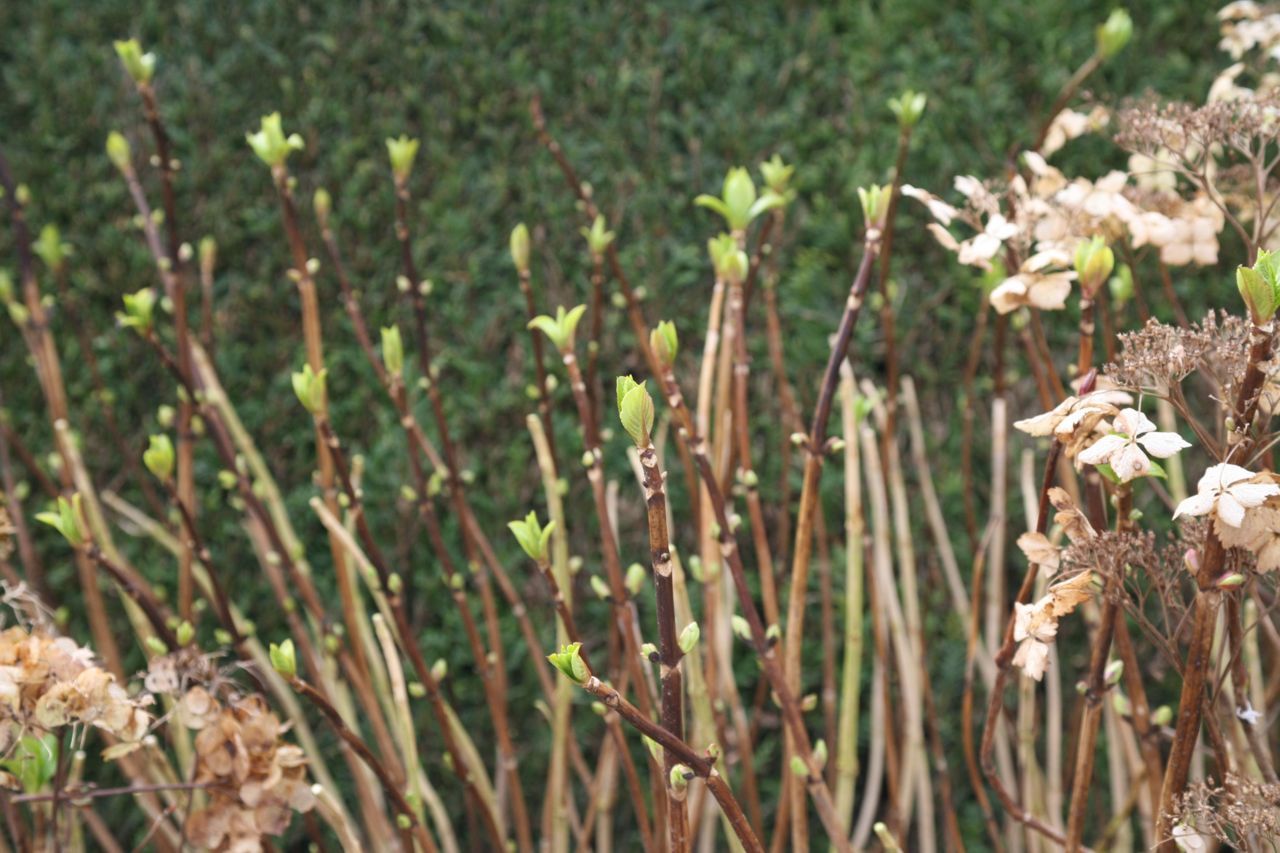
[118,287,157,335]
[381,326,404,378]
[0,734,58,793]
[1238,264,1278,324]
[650,320,679,366]
[747,191,786,223]
[693,195,730,223]
[33,225,71,273]
[385,135,420,181]
[143,434,175,481]
[36,495,86,548]
[1094,462,1121,485]
[269,638,297,678]
[759,154,795,196]
[528,304,587,352]
[547,642,589,683]
[508,511,554,562]
[246,112,304,168]
[888,89,928,128]
[722,168,757,229]
[858,185,891,228]
[616,375,640,413]
[580,215,615,256]
[291,364,327,414]
[618,379,655,447]
[113,39,155,84]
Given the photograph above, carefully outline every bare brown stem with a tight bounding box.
[291,676,438,853]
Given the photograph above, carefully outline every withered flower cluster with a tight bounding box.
[1115,95,1280,175]
[0,624,150,760]
[184,692,315,852]
[1173,773,1280,848]
[1107,312,1252,389]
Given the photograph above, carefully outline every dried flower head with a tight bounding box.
[0,625,151,758]
[1012,571,1094,680]
[186,693,314,851]
[1107,312,1251,390]
[1172,773,1280,846]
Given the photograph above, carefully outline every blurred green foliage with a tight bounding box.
[0,0,1223,844]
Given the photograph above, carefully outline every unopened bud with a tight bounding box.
[509,223,531,273]
[1096,8,1133,59]
[678,622,700,655]
[626,562,646,596]
[1104,659,1124,687]
[1074,235,1115,297]
[812,739,828,770]
[269,639,296,678]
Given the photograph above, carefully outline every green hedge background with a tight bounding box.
[0,0,1225,844]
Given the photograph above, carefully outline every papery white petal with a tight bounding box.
[1024,249,1069,272]
[1014,410,1065,436]
[986,215,1019,241]
[1055,406,1104,437]
[1136,430,1191,458]
[954,175,985,199]
[1228,482,1280,508]
[1027,276,1073,311]
[901,185,957,225]
[926,223,960,252]
[1171,824,1208,853]
[1087,390,1135,408]
[1218,493,1247,528]
[1113,442,1152,482]
[1173,491,1215,520]
[961,232,1003,265]
[1013,639,1050,681]
[1013,601,1033,642]
[1113,408,1156,437]
[1078,434,1127,465]
[989,278,1027,314]
[1215,464,1258,487]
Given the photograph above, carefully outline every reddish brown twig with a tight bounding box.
[581,675,763,853]
[290,675,438,853]
[1155,318,1276,850]
[638,436,690,851]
